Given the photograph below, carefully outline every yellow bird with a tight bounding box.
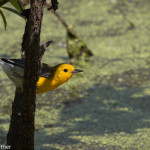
[0,58,83,94]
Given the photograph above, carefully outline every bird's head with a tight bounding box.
[53,64,83,83]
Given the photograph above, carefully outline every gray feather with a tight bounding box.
[0,58,53,88]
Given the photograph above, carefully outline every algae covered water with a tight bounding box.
[0,0,150,149]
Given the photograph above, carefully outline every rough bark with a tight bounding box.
[7,89,23,149]
[7,0,45,149]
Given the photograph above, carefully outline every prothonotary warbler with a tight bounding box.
[0,58,83,94]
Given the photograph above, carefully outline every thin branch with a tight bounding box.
[49,0,59,11]
[46,2,68,28]
[21,40,53,60]
[39,40,53,60]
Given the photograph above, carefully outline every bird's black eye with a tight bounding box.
[64,69,68,72]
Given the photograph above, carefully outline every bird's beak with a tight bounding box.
[71,69,83,73]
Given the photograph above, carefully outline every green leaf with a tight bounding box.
[9,0,23,13]
[2,6,24,18]
[0,8,7,30]
[0,0,9,7]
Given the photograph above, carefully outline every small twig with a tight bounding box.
[39,40,53,61]
[46,2,68,29]
[21,40,53,60]
[37,40,53,76]
[47,0,59,11]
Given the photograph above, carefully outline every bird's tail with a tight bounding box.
[0,58,24,68]
[0,58,4,65]
[0,58,24,88]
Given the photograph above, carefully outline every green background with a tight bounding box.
[0,0,150,149]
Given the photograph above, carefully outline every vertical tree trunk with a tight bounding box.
[7,89,23,149]
[7,0,45,149]
[19,0,45,148]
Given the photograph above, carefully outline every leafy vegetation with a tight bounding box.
[0,0,24,30]
[0,0,150,149]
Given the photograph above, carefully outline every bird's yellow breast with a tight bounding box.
[36,76,60,94]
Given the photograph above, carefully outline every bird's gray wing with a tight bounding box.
[0,58,52,78]
[40,63,53,78]
[1,58,25,68]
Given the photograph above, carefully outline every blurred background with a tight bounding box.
[0,0,150,149]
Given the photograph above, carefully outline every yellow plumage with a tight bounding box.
[0,58,83,94]
[36,64,75,94]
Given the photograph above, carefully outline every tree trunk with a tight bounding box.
[7,89,23,149]
[7,0,45,149]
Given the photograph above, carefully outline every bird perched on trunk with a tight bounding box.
[0,58,83,94]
